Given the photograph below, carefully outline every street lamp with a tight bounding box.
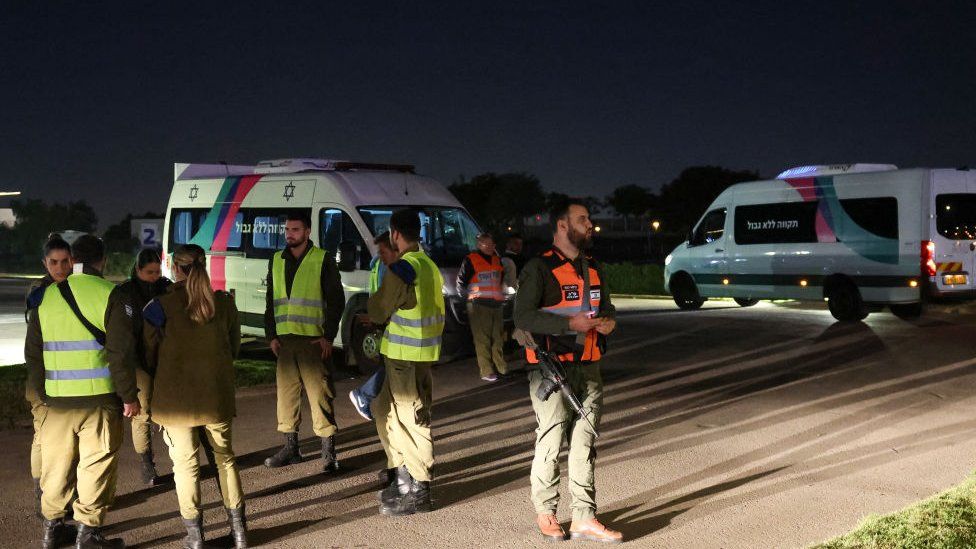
[649,220,662,260]
[0,191,22,197]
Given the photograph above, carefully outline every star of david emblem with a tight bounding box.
[188,185,199,201]
[283,182,296,201]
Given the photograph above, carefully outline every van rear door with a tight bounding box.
[930,171,976,294]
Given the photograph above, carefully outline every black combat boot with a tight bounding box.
[42,518,68,549]
[380,477,433,516]
[139,449,160,486]
[321,436,340,473]
[263,432,301,468]
[181,516,204,549]
[33,477,43,520]
[377,467,396,485]
[377,465,410,505]
[226,504,249,548]
[75,523,124,548]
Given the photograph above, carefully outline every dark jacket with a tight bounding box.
[143,282,240,427]
[25,269,139,409]
[263,240,345,342]
[116,276,172,373]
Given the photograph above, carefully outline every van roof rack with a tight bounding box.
[777,163,898,179]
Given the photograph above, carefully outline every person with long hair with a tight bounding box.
[115,249,172,485]
[24,237,73,519]
[142,244,248,548]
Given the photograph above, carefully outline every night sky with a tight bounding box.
[2,1,974,226]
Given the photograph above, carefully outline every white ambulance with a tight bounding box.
[162,158,483,365]
[663,164,976,321]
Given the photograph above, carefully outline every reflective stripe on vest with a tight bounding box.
[272,246,326,336]
[381,250,446,362]
[525,248,603,364]
[38,274,116,397]
[466,252,504,302]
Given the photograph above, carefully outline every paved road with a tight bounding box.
[3,296,976,548]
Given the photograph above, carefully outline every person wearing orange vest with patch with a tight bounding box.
[514,200,623,544]
[456,233,509,382]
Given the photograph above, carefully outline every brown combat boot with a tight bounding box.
[569,518,623,544]
[536,513,566,542]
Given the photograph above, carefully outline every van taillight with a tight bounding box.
[922,240,937,277]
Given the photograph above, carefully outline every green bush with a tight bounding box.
[104,251,136,280]
[603,262,666,296]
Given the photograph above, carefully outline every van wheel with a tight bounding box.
[351,318,383,370]
[672,275,705,310]
[890,303,923,320]
[826,280,869,321]
[734,298,759,307]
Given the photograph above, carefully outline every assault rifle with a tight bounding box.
[515,330,599,438]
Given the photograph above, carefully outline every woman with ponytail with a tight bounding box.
[117,248,172,486]
[142,244,248,548]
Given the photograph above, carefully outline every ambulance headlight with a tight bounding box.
[664,254,673,266]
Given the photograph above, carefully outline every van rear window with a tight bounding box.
[936,194,976,240]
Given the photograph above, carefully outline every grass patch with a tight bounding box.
[233,359,277,388]
[813,473,976,549]
[0,359,277,429]
[603,262,665,295]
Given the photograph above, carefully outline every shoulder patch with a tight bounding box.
[389,259,417,285]
[142,299,166,328]
[26,286,47,309]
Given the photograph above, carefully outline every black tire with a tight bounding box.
[826,280,869,321]
[671,275,705,310]
[890,302,923,320]
[350,318,383,370]
[733,297,759,307]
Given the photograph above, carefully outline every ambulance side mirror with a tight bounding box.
[337,240,358,272]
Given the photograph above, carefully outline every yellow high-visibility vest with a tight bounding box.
[381,250,445,362]
[39,274,116,397]
[272,246,326,337]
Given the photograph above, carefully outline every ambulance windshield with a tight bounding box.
[357,206,481,268]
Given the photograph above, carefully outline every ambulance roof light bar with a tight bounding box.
[776,163,898,179]
[176,159,416,180]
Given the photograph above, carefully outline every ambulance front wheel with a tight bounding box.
[351,320,383,370]
[733,298,759,307]
[671,273,705,311]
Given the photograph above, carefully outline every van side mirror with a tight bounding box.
[686,230,695,245]
[337,240,358,272]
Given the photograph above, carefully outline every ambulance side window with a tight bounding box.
[169,209,208,247]
[690,208,726,247]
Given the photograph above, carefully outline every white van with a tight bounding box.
[162,158,484,364]
[663,164,976,321]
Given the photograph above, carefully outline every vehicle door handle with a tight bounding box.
[715,249,725,253]
[970,242,975,252]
